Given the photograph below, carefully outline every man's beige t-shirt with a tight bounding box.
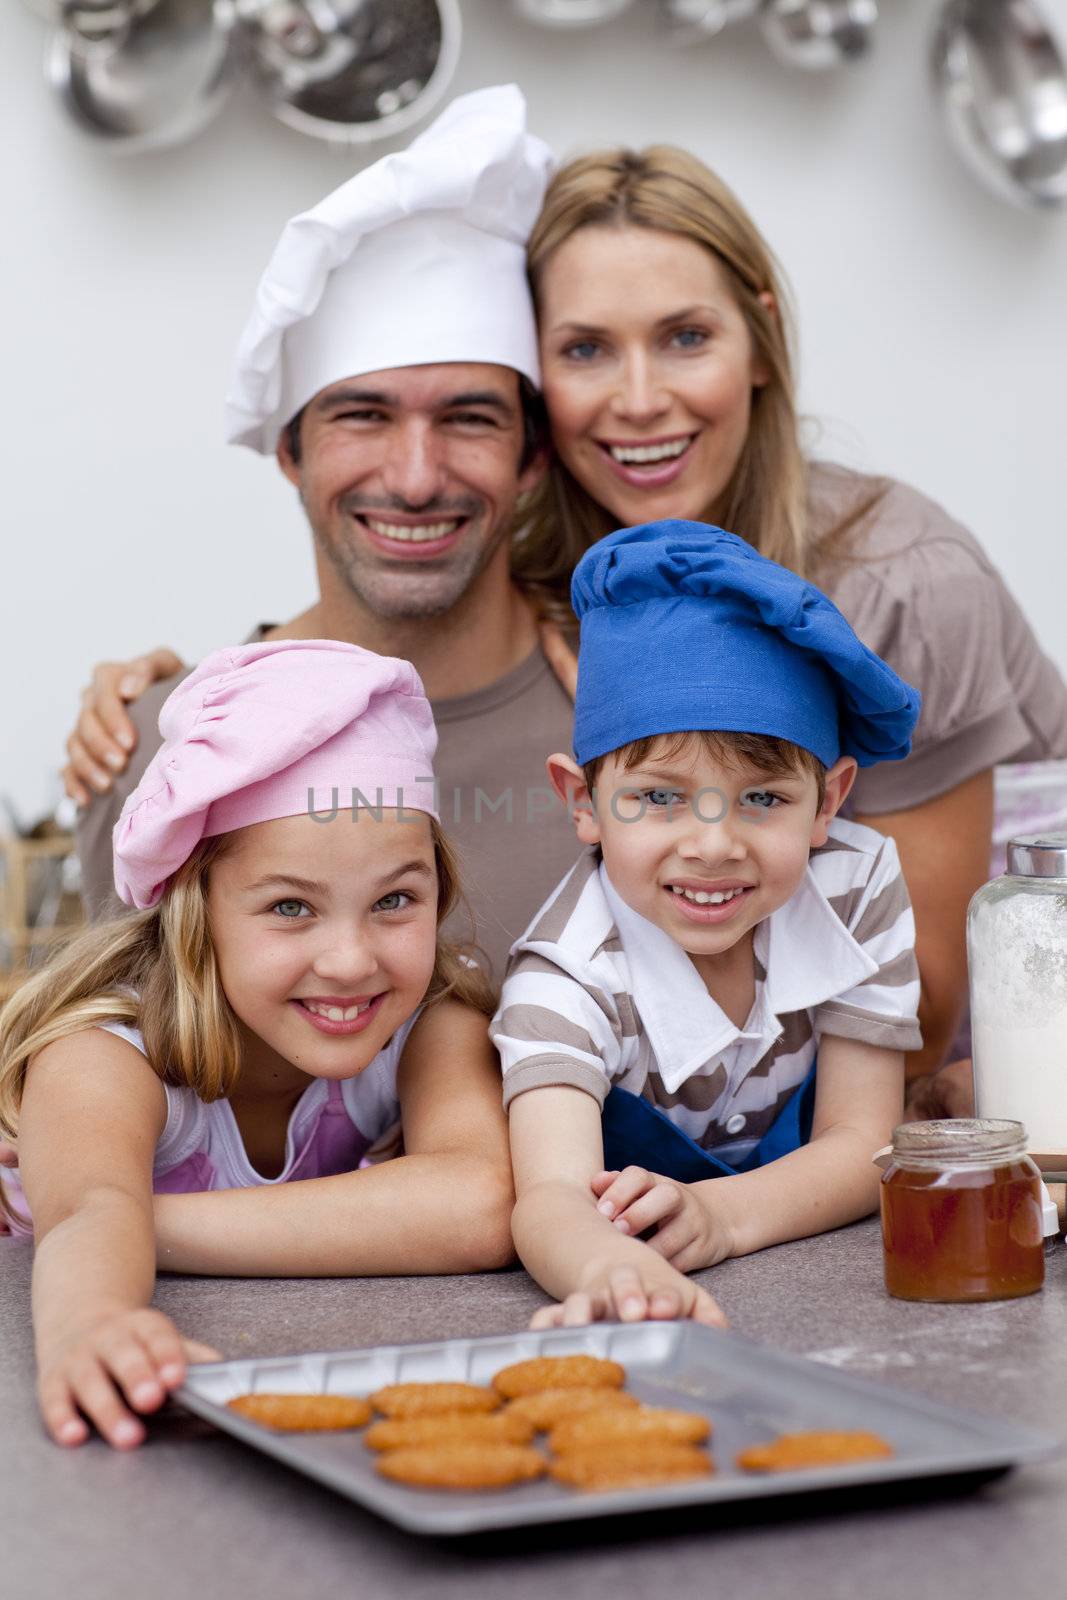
[76,462,1067,977]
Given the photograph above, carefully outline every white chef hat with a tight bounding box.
[224,85,554,455]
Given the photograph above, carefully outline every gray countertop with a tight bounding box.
[4,1220,1066,1600]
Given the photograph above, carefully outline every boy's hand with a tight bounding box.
[530,1251,727,1331]
[36,1303,219,1450]
[591,1167,733,1273]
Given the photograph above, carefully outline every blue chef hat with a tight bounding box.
[571,520,921,770]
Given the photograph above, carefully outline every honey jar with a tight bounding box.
[880,1119,1044,1302]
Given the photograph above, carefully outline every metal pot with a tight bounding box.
[242,0,461,144]
[511,0,634,25]
[931,0,1067,209]
[48,0,243,152]
[759,0,877,68]
[656,0,760,44]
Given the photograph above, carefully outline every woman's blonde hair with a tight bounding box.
[0,818,492,1146]
[515,145,810,619]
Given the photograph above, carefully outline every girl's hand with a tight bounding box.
[592,1167,733,1273]
[530,1252,727,1331]
[37,1305,219,1450]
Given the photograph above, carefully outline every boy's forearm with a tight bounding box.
[153,1154,514,1277]
[694,1127,884,1261]
[32,1190,156,1344]
[511,1180,663,1301]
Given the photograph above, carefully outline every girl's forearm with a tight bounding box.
[511,1180,666,1301]
[696,1127,884,1261]
[153,1155,514,1277]
[32,1190,157,1344]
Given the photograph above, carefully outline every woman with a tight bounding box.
[62,146,1067,1112]
[513,145,1067,1106]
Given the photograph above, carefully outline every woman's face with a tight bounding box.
[537,225,769,528]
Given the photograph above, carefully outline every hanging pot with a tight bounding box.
[511,0,634,26]
[656,0,760,45]
[48,0,243,151]
[931,0,1067,208]
[759,0,877,68]
[242,0,461,144]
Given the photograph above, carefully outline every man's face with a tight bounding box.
[277,363,543,621]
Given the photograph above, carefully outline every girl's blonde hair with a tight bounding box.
[515,145,810,619]
[0,818,492,1145]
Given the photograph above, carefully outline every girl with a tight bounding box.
[0,640,511,1451]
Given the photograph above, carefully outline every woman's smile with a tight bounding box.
[596,431,699,488]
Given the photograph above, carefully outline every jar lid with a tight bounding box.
[1006,834,1067,878]
[891,1118,1028,1163]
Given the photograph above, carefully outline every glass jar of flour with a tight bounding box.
[968,836,1067,1177]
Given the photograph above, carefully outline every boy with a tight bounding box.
[492,519,923,1328]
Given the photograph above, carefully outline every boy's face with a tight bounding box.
[548,737,856,972]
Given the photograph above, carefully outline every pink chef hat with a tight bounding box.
[112,640,439,910]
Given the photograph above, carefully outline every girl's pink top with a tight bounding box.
[1,1013,419,1237]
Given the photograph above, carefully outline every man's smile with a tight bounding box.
[353,512,471,559]
[362,516,465,545]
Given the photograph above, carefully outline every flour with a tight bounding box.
[969,886,1067,1152]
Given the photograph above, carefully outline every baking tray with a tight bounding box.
[175,1322,1059,1536]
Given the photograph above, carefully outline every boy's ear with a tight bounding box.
[546,753,601,847]
[810,756,858,847]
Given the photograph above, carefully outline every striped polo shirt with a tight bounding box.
[491,817,921,1165]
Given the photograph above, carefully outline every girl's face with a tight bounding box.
[537,225,769,528]
[206,811,439,1092]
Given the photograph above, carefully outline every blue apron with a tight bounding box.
[601,1061,817,1180]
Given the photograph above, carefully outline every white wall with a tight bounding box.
[4,0,1067,822]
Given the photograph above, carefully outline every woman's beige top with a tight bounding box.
[809,461,1067,814]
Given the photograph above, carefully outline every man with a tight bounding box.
[69,86,578,980]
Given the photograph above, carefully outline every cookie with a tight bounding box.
[549,1444,713,1493]
[226,1393,371,1432]
[369,1381,500,1419]
[736,1430,894,1473]
[375,1442,547,1490]
[505,1386,640,1431]
[550,1405,711,1454]
[492,1355,625,1400]
[364,1412,535,1451]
